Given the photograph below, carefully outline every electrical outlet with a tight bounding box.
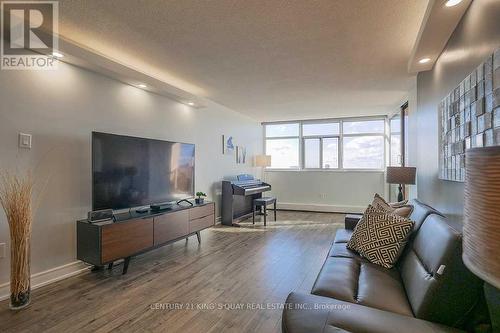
[320,193,327,199]
[0,243,5,259]
[19,133,32,149]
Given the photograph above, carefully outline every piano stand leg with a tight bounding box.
[252,204,256,224]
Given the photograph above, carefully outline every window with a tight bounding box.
[389,103,410,201]
[302,122,340,169]
[343,136,384,169]
[264,117,386,170]
[342,120,385,169]
[390,116,402,166]
[302,123,339,136]
[322,138,339,168]
[304,138,320,168]
[265,123,300,169]
[343,120,385,134]
[265,123,299,137]
[266,138,300,168]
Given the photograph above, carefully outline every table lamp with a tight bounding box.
[463,146,500,331]
[255,155,271,169]
[254,155,272,215]
[386,166,417,202]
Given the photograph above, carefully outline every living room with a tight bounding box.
[0,0,499,332]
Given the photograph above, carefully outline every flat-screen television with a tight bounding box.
[92,132,195,210]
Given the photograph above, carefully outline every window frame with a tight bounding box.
[264,116,387,172]
[301,119,340,170]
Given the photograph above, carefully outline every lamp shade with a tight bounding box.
[386,166,416,185]
[463,147,500,289]
[255,155,271,167]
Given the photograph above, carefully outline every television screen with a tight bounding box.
[92,132,195,210]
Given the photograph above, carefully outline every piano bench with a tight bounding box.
[253,197,277,226]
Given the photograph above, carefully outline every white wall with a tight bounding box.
[407,82,418,200]
[413,0,500,218]
[0,61,262,291]
[265,170,385,213]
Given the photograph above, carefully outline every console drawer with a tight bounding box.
[101,218,153,263]
[154,210,189,245]
[189,214,214,233]
[189,203,215,220]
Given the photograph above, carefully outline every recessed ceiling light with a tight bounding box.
[137,84,147,88]
[419,58,431,64]
[445,0,462,7]
[52,51,64,58]
[187,102,195,106]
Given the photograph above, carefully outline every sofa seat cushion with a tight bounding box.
[333,229,353,243]
[282,292,464,333]
[328,242,364,260]
[311,257,413,316]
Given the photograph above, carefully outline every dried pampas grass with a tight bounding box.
[0,171,35,309]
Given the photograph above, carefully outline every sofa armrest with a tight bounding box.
[345,214,363,230]
[282,292,463,333]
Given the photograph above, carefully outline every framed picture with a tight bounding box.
[438,47,500,182]
[236,146,246,164]
[222,135,235,155]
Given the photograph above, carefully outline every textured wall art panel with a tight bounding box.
[439,47,500,182]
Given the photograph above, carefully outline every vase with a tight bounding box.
[9,236,31,310]
[195,198,204,204]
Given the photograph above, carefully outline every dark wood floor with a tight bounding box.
[0,211,344,333]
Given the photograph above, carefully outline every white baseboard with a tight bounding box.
[0,261,89,302]
[277,202,365,214]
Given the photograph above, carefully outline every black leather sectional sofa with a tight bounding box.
[282,199,484,333]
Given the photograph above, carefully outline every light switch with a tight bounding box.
[19,133,32,149]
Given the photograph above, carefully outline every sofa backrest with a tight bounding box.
[407,199,442,233]
[398,213,483,327]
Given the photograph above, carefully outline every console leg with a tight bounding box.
[196,231,201,244]
[122,257,131,275]
[108,262,113,270]
[264,206,267,226]
[91,265,104,272]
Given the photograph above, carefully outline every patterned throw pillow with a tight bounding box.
[372,193,394,211]
[372,193,413,218]
[389,199,408,208]
[347,205,414,269]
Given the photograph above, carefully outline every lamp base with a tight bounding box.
[484,282,499,332]
[397,184,404,202]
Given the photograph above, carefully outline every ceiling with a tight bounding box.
[408,0,472,73]
[57,0,430,121]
